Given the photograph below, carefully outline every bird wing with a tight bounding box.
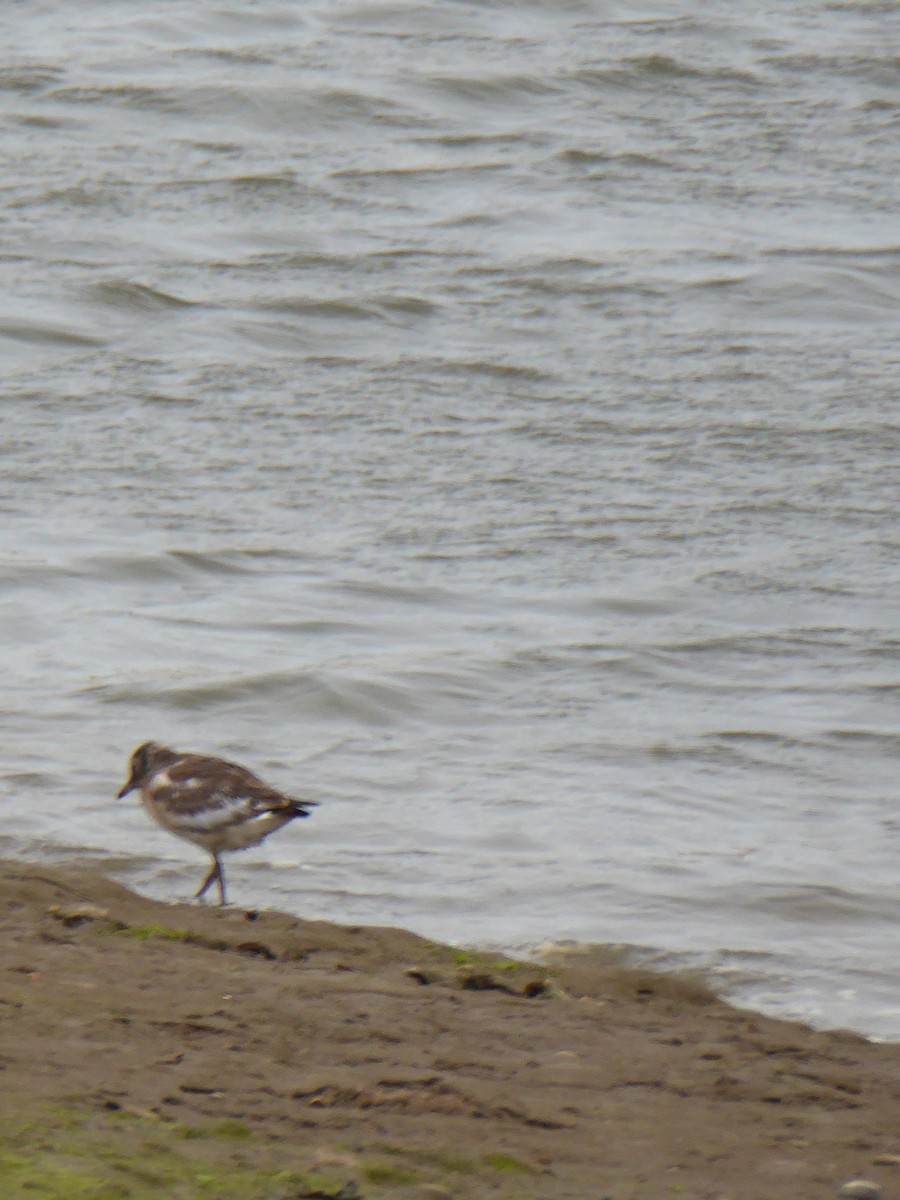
[158,755,316,831]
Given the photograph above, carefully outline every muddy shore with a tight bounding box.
[0,862,897,1199]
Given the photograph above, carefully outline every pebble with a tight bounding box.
[310,1146,359,1171]
[838,1181,882,1200]
[406,966,438,986]
[522,978,550,997]
[47,903,111,927]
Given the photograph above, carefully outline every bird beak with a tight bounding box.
[116,777,136,800]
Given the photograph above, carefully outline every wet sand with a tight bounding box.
[0,862,897,1199]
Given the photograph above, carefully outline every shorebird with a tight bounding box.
[116,741,317,905]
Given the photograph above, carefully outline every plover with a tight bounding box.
[116,741,317,905]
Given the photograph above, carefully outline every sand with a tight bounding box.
[0,861,897,1199]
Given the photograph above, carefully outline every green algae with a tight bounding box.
[373,1143,540,1182]
[482,1152,539,1174]
[377,1143,476,1175]
[0,1108,349,1200]
[0,1105,544,1199]
[211,1119,253,1141]
[363,1162,421,1185]
[111,924,191,942]
[450,949,519,972]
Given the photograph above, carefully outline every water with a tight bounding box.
[1,1,897,1039]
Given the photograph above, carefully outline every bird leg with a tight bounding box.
[195,854,227,905]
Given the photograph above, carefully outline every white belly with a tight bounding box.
[142,795,295,854]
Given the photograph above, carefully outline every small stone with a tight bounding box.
[838,1181,882,1200]
[235,941,276,960]
[406,966,437,986]
[47,904,111,927]
[310,1146,359,1171]
[872,1154,900,1166]
[456,968,515,994]
[458,969,497,990]
[522,978,550,997]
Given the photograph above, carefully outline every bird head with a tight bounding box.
[116,741,166,798]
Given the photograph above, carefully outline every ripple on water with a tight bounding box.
[0,0,896,1039]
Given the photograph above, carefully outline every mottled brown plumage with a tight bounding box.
[117,741,317,905]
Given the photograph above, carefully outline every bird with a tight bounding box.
[116,741,317,906]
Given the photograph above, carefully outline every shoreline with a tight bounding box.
[0,860,897,1199]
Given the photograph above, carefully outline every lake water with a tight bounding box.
[0,0,897,1039]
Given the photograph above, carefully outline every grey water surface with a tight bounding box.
[0,1,898,1037]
